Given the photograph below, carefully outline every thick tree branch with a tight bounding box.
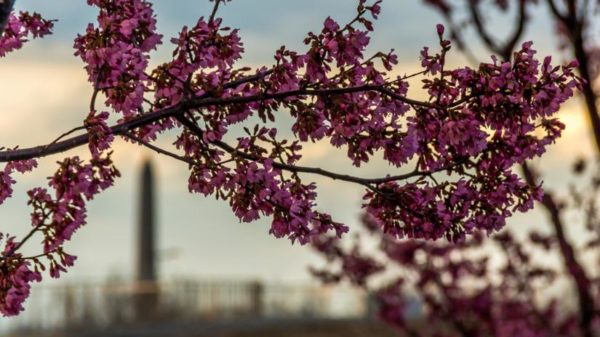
[0,103,182,162]
[0,84,448,162]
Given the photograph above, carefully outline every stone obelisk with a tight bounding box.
[135,159,159,321]
[137,159,156,282]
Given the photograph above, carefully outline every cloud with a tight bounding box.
[0,60,91,147]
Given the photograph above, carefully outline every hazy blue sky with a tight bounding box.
[0,0,592,299]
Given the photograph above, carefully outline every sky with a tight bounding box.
[0,0,595,313]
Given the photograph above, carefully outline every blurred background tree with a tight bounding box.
[313,1,600,337]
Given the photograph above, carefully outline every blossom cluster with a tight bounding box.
[0,238,42,316]
[148,14,247,141]
[85,110,114,158]
[181,127,347,244]
[0,158,37,205]
[0,154,120,315]
[74,0,162,118]
[366,41,579,242]
[0,11,53,57]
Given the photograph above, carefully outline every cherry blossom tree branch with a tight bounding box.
[0,103,182,162]
[0,84,446,163]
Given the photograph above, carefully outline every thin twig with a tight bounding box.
[39,126,87,158]
[122,132,193,165]
[208,0,222,24]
